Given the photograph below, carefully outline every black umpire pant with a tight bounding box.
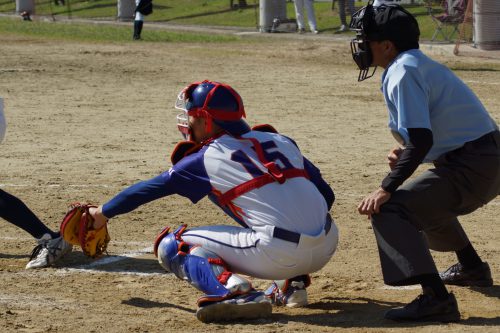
[371,130,500,286]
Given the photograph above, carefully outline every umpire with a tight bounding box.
[350,2,500,322]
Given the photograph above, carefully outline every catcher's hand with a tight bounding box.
[60,203,111,258]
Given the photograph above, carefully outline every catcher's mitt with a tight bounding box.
[60,203,111,258]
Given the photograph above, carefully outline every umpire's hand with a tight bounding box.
[358,187,391,217]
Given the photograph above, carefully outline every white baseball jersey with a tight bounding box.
[193,131,328,234]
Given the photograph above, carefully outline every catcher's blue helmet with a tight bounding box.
[175,80,250,138]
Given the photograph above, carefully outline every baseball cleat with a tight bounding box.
[26,236,72,269]
[384,288,460,322]
[265,280,308,308]
[439,262,493,287]
[196,291,272,323]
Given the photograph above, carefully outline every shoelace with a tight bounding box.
[28,240,62,262]
[46,240,64,258]
[407,293,433,309]
[447,263,462,274]
[28,243,46,261]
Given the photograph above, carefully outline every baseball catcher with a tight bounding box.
[87,80,338,323]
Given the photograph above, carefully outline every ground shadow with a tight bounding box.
[160,5,257,23]
[122,297,196,313]
[268,296,500,328]
[56,3,116,15]
[450,67,500,72]
[0,253,28,259]
[469,285,500,300]
[122,297,272,325]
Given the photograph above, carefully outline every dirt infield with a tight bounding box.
[0,34,499,332]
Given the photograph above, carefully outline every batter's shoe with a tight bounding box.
[196,291,272,323]
[26,235,72,269]
[336,24,348,33]
[440,262,493,287]
[20,11,32,21]
[133,20,143,40]
[264,276,310,308]
[384,288,460,323]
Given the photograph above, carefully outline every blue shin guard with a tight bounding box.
[154,225,252,306]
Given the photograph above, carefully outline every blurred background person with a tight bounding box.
[294,0,319,34]
[133,0,153,40]
[337,0,355,33]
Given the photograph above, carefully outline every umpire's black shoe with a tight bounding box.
[440,262,493,287]
[384,289,460,322]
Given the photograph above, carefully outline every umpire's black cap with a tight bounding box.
[365,5,420,46]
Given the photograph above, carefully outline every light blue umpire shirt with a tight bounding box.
[381,49,497,162]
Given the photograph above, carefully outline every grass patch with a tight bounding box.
[0,16,241,42]
[0,1,447,40]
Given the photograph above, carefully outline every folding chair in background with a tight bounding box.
[427,0,468,42]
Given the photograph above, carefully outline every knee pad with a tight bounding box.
[154,225,252,304]
[154,225,188,277]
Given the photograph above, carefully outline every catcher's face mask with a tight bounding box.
[349,3,377,82]
[175,90,191,140]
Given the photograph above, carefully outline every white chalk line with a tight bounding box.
[0,236,167,276]
[28,246,169,277]
[380,285,421,290]
[74,246,153,269]
[0,236,150,246]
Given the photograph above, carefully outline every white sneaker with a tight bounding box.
[337,24,348,33]
[26,236,72,269]
[264,280,308,308]
[312,29,319,34]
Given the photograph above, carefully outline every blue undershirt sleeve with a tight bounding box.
[102,150,213,219]
[102,174,174,218]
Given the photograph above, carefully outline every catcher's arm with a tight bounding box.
[88,206,108,229]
